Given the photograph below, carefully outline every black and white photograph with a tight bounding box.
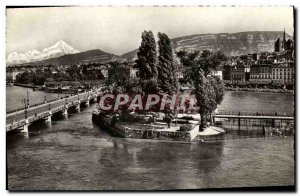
[5,5,295,191]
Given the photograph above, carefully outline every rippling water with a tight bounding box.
[6,87,295,190]
[218,91,294,115]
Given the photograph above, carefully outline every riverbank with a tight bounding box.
[13,83,91,94]
[14,83,42,89]
[225,87,293,93]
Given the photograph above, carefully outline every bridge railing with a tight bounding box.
[28,111,51,123]
[6,121,26,132]
[215,110,294,117]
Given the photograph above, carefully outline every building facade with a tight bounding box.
[271,63,294,85]
[230,64,246,83]
[249,64,272,84]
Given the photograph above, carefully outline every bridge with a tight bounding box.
[212,111,294,130]
[6,89,103,133]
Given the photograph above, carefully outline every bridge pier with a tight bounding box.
[63,105,68,115]
[21,119,29,133]
[75,103,80,112]
[46,111,52,122]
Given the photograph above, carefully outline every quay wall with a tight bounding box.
[92,113,224,142]
[225,87,293,93]
[197,134,225,141]
[114,123,197,142]
[14,83,40,89]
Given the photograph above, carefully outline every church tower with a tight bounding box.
[281,29,286,51]
[275,38,281,52]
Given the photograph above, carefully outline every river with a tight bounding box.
[6,86,69,112]
[6,86,295,190]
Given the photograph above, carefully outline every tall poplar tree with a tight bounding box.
[157,32,178,94]
[135,31,157,80]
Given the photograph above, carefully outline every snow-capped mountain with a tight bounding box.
[7,40,80,65]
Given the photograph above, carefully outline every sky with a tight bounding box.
[6,6,294,56]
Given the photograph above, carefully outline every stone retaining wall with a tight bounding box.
[114,123,197,142]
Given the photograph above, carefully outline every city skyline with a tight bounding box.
[7,6,294,56]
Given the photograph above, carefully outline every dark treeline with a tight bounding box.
[15,64,105,85]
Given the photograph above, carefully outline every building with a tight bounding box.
[271,62,294,85]
[249,64,272,84]
[274,29,294,54]
[275,50,294,63]
[222,64,231,81]
[208,66,223,79]
[229,63,246,83]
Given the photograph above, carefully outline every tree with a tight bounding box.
[157,32,178,94]
[53,72,70,82]
[177,50,226,131]
[135,31,157,81]
[106,62,131,90]
[15,71,33,84]
[32,70,46,85]
[177,50,226,81]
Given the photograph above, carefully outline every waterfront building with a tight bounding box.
[271,62,294,85]
[249,64,272,84]
[222,64,231,81]
[229,63,246,84]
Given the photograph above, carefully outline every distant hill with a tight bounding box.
[122,31,293,62]
[10,49,125,66]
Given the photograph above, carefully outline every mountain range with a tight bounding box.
[7,31,292,66]
[7,40,80,65]
[121,31,292,62]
